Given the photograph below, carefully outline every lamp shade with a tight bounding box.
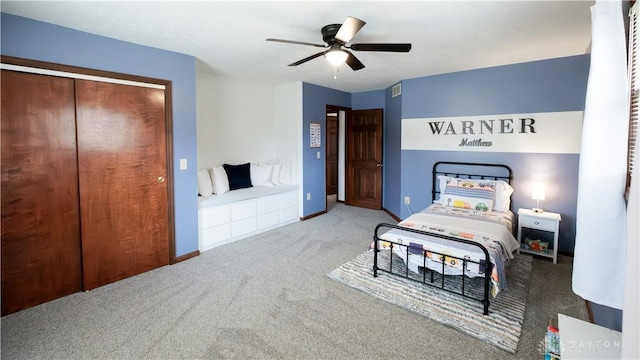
[532,182,546,201]
[325,49,348,66]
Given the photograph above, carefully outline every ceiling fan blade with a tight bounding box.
[288,51,327,66]
[345,51,365,71]
[266,38,327,48]
[350,43,412,52]
[335,16,366,43]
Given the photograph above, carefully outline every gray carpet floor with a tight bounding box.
[0,201,588,359]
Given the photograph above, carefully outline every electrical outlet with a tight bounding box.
[404,196,410,205]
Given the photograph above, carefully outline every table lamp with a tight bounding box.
[532,182,546,213]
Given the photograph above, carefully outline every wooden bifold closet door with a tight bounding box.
[75,79,170,290]
[1,69,171,315]
[1,71,83,315]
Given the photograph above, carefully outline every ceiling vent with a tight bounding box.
[392,83,401,97]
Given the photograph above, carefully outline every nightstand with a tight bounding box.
[516,208,561,264]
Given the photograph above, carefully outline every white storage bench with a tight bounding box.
[198,184,299,252]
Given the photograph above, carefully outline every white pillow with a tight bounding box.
[270,163,282,185]
[279,161,292,184]
[493,181,514,212]
[209,166,230,195]
[250,163,274,187]
[197,169,213,197]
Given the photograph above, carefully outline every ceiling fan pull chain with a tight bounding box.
[334,66,339,79]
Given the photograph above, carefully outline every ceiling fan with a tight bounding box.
[266,16,411,71]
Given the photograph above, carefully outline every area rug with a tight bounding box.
[327,250,532,353]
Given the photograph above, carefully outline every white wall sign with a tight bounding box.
[310,122,321,148]
[401,111,583,154]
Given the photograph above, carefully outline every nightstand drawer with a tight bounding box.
[520,216,556,231]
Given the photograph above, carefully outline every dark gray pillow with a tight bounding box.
[223,163,252,190]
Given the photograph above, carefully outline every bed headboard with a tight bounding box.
[432,161,513,203]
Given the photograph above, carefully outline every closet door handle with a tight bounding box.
[157,176,165,183]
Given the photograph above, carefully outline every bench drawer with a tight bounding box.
[258,211,279,229]
[279,191,298,209]
[279,206,298,223]
[202,223,231,247]
[231,201,257,221]
[201,205,231,229]
[232,217,256,237]
[257,195,279,214]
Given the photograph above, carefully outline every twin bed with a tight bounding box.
[373,161,520,315]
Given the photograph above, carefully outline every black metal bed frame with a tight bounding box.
[372,161,513,315]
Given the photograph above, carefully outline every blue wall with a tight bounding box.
[300,85,390,217]
[301,83,351,216]
[352,89,385,110]
[396,55,590,254]
[384,86,404,217]
[1,13,199,257]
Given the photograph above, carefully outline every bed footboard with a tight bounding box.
[373,223,492,315]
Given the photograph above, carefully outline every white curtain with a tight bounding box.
[573,0,628,310]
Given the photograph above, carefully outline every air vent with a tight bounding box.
[392,83,402,97]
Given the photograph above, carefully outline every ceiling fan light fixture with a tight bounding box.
[267,16,410,71]
[325,49,348,66]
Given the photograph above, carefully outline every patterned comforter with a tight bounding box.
[378,204,519,297]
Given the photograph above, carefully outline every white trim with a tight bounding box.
[0,63,165,90]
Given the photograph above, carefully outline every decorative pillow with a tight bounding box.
[250,163,274,187]
[270,163,282,185]
[437,176,512,212]
[440,178,495,212]
[209,166,230,195]
[223,163,252,190]
[197,169,213,197]
[279,161,292,184]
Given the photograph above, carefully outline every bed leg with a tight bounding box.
[483,267,491,315]
[373,236,378,277]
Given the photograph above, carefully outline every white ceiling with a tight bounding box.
[1,1,594,93]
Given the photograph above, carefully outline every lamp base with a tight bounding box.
[532,208,544,213]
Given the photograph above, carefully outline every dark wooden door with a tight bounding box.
[75,80,170,290]
[1,70,83,315]
[326,114,339,196]
[346,109,383,210]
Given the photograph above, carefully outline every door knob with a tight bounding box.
[158,176,165,183]
[377,163,383,167]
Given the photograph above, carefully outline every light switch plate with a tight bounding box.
[180,158,187,170]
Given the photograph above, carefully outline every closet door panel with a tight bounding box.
[1,70,82,315]
[75,80,170,290]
